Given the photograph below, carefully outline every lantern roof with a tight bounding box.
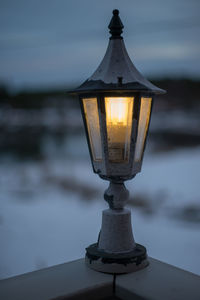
[73,9,166,95]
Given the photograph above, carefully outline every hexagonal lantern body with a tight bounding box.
[73,10,165,182]
[79,92,152,182]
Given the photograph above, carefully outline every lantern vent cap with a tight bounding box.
[108,9,124,39]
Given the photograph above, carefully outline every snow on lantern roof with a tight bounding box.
[73,9,166,95]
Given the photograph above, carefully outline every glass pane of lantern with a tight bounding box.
[83,98,102,161]
[134,97,152,162]
[105,97,134,162]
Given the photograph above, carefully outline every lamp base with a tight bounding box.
[85,243,148,274]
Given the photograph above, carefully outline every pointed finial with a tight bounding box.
[108,9,124,39]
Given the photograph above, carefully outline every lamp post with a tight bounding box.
[72,9,166,274]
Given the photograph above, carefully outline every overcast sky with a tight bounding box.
[0,0,200,90]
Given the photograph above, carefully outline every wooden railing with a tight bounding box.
[0,257,200,300]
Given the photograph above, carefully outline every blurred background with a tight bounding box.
[0,0,200,279]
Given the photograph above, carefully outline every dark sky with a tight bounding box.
[0,0,200,90]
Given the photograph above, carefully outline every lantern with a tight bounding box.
[71,9,166,274]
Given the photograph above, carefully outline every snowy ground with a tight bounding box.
[0,137,200,279]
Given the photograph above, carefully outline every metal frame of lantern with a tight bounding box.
[71,9,166,274]
[79,91,154,182]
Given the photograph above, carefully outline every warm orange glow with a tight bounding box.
[134,97,152,162]
[105,97,130,125]
[105,97,134,162]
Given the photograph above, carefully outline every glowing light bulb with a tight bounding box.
[105,97,134,162]
[106,98,129,125]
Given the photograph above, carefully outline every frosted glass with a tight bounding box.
[134,97,152,162]
[105,97,134,162]
[83,98,102,161]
